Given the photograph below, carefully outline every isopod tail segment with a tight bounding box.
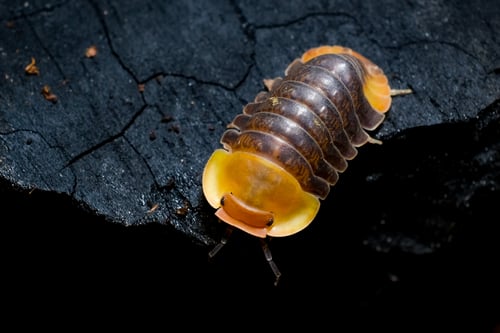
[203,45,412,285]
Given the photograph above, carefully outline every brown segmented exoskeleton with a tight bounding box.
[202,45,412,285]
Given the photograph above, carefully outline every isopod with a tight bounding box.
[202,45,411,285]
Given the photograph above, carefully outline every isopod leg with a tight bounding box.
[263,77,282,91]
[260,238,282,286]
[390,88,413,96]
[208,225,234,259]
[363,88,412,146]
[367,136,383,145]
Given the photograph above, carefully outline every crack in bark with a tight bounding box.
[69,0,160,179]
[0,127,71,158]
[63,104,148,168]
[229,0,254,40]
[88,0,257,101]
[139,70,252,122]
[81,0,257,199]
[253,11,358,30]
[231,5,495,81]
[0,127,77,190]
[23,13,67,81]
[123,135,160,189]
[377,39,491,75]
[139,71,242,93]
[87,0,141,86]
[4,1,69,21]
[228,0,261,106]
[85,0,256,111]
[229,0,256,64]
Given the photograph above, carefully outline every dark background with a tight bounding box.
[3,118,499,331]
[1,0,499,330]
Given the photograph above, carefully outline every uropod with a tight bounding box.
[202,45,411,285]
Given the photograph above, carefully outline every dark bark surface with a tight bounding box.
[1,0,499,329]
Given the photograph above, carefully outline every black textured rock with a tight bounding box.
[1,0,499,329]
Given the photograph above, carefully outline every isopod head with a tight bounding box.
[203,149,320,238]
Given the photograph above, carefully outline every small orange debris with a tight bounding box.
[25,57,39,75]
[147,203,159,214]
[41,85,57,103]
[85,45,98,58]
[138,83,145,92]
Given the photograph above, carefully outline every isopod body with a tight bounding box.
[203,45,392,239]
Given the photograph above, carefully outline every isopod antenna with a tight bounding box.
[208,224,234,259]
[208,224,282,286]
[260,238,281,286]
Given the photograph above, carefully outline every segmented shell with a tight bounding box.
[202,45,394,239]
[219,45,391,200]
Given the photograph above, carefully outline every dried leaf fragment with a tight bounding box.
[41,85,57,103]
[175,201,190,216]
[85,45,98,58]
[176,206,188,216]
[25,57,39,75]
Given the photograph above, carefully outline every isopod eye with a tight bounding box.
[266,217,274,226]
[220,196,225,206]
